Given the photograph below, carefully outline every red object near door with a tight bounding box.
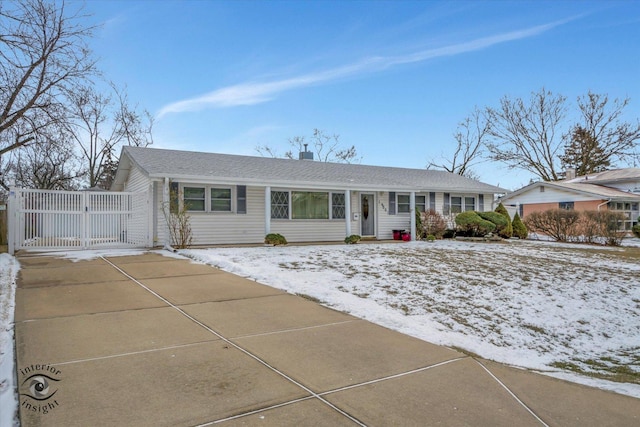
[393,230,403,240]
[401,232,411,241]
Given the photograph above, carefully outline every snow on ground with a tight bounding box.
[0,254,20,427]
[183,239,640,398]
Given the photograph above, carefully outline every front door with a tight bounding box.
[360,193,375,237]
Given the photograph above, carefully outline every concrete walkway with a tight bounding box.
[13,252,640,426]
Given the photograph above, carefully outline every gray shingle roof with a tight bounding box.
[117,146,506,193]
[501,180,640,202]
[565,168,640,184]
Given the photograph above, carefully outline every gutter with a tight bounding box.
[597,199,611,211]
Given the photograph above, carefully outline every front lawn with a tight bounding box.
[184,239,640,398]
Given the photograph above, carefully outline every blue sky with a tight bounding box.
[84,0,640,190]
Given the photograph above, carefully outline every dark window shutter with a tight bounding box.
[478,194,484,212]
[519,204,524,217]
[237,185,247,214]
[388,192,396,215]
[170,181,179,214]
[443,193,450,215]
[429,192,436,210]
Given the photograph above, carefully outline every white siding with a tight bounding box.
[377,193,412,239]
[123,167,151,193]
[271,220,346,242]
[189,186,265,244]
[506,186,600,204]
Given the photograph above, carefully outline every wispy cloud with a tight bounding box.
[157,18,572,118]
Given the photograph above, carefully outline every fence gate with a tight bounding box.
[8,189,151,254]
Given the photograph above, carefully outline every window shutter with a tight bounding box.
[170,181,179,214]
[237,185,247,214]
[388,192,396,215]
[429,192,436,210]
[478,194,484,212]
[443,193,450,215]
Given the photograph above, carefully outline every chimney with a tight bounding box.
[299,143,314,160]
[565,168,576,180]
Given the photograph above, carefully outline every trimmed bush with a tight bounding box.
[512,212,528,239]
[264,233,287,245]
[344,234,361,244]
[494,203,513,238]
[478,211,509,238]
[455,211,496,237]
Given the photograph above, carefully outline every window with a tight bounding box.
[292,192,329,219]
[559,201,574,210]
[271,191,289,219]
[332,193,346,219]
[184,187,205,211]
[448,195,475,214]
[210,188,231,212]
[416,195,426,213]
[451,196,463,214]
[397,195,410,213]
[464,196,476,211]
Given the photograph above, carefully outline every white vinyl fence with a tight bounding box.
[7,188,152,254]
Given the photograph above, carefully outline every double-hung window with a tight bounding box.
[183,186,232,212]
[211,188,232,212]
[449,195,475,214]
[397,194,427,213]
[183,187,206,211]
[397,195,411,213]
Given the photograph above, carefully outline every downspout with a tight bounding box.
[597,199,611,211]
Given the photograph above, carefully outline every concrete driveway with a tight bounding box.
[13,252,640,426]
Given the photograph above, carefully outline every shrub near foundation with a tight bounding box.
[477,211,509,238]
[455,211,496,237]
[494,203,513,238]
[512,212,528,239]
[525,209,580,242]
[419,209,447,239]
[264,233,287,245]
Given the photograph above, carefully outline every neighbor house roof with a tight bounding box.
[565,168,640,184]
[113,146,506,193]
[501,180,640,203]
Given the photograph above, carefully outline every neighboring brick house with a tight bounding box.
[500,168,640,232]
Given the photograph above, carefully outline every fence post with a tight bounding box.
[7,187,17,255]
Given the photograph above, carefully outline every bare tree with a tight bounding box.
[429,108,487,179]
[66,84,153,188]
[574,92,640,169]
[485,88,567,182]
[0,0,96,159]
[256,128,360,163]
[66,86,119,188]
[4,129,84,190]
